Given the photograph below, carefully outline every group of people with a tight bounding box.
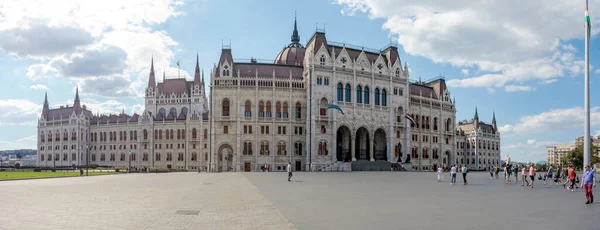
[493,163,597,204]
[438,165,469,185]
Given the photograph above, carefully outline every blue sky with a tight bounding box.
[0,0,599,163]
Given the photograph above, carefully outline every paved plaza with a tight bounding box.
[0,172,598,230]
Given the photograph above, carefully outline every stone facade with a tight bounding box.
[37,18,500,172]
[546,144,576,166]
[455,108,501,170]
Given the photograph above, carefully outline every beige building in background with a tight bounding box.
[546,144,576,166]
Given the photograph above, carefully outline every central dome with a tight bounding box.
[274,16,305,66]
[275,45,305,66]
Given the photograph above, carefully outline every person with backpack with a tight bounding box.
[461,164,468,185]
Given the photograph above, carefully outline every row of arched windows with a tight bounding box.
[223,99,302,119]
[90,129,208,142]
[157,107,189,119]
[409,114,452,132]
[40,129,83,142]
[242,141,304,156]
[410,147,442,159]
[337,83,387,106]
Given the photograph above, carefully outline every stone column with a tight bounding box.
[369,138,374,161]
[351,135,356,161]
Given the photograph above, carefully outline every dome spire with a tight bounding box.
[291,12,300,44]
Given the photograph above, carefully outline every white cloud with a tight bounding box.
[0,99,41,126]
[461,69,469,75]
[527,139,536,145]
[486,88,495,94]
[0,0,185,98]
[336,0,591,90]
[540,79,557,84]
[500,107,600,135]
[15,135,36,143]
[29,84,48,91]
[82,99,144,116]
[505,85,535,92]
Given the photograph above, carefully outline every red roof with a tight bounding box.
[235,63,303,79]
[157,78,192,96]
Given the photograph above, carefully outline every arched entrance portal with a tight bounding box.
[355,127,370,160]
[336,126,351,162]
[374,128,387,161]
[217,144,233,172]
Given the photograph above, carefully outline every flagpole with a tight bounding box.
[178,61,181,79]
[584,0,591,167]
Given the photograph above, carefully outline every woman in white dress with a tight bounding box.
[437,166,444,182]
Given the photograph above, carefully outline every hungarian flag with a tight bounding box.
[587,8,592,39]
[405,114,416,126]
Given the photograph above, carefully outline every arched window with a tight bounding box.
[260,141,270,155]
[259,101,265,117]
[381,89,387,106]
[294,142,303,156]
[277,141,286,156]
[432,149,439,159]
[192,128,197,139]
[222,98,230,116]
[181,107,188,118]
[320,98,328,116]
[433,118,438,131]
[177,129,181,139]
[159,108,166,118]
[203,129,208,139]
[245,101,251,117]
[276,102,281,118]
[166,129,170,140]
[295,102,302,119]
[337,83,343,101]
[170,107,177,118]
[395,68,400,77]
[170,129,174,140]
[364,86,370,104]
[446,118,452,131]
[243,142,253,155]
[283,102,289,118]
[134,130,137,140]
[345,83,351,102]
[159,129,162,140]
[411,147,418,159]
[423,148,429,159]
[374,88,380,105]
[318,141,328,155]
[266,101,272,117]
[356,85,362,103]
[320,55,326,65]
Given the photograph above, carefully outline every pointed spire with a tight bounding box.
[291,12,300,44]
[148,56,156,88]
[42,92,49,118]
[201,69,205,86]
[492,111,496,124]
[75,86,80,103]
[474,107,479,121]
[194,52,201,86]
[44,92,48,106]
[73,86,81,113]
[163,70,166,83]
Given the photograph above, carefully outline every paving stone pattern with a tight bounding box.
[0,173,295,230]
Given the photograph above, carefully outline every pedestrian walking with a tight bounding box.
[450,165,457,185]
[521,166,528,186]
[555,165,563,185]
[287,162,292,182]
[513,166,519,182]
[529,164,536,188]
[580,165,596,204]
[489,166,494,179]
[494,166,500,179]
[544,164,554,186]
[505,165,512,184]
[437,166,443,182]
[461,165,468,185]
[567,165,576,191]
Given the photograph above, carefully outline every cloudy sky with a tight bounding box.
[0,0,599,162]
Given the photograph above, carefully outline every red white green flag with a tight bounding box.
[405,114,416,125]
[587,8,592,39]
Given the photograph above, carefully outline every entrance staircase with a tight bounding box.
[351,160,407,171]
[319,162,352,172]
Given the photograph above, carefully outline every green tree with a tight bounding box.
[563,144,600,169]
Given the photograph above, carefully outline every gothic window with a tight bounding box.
[181,107,188,118]
[156,153,161,161]
[364,86,370,104]
[395,68,400,77]
[245,101,252,117]
[260,141,269,155]
[134,130,137,140]
[266,101,272,118]
[324,78,329,85]
[283,102,289,118]
[374,88,380,105]
[341,57,347,64]
[243,142,253,155]
[222,98,230,116]
[320,55,326,65]
[203,129,208,139]
[191,153,197,161]
[192,128,197,139]
[276,102,281,118]
[277,141,286,156]
[356,85,362,103]
[295,102,302,119]
[411,147,418,159]
[345,83,351,102]
[170,107,177,118]
[318,141,328,155]
[294,142,303,156]
[433,149,439,159]
[259,101,265,117]
[381,89,387,106]
[446,118,452,132]
[337,83,343,101]
[423,148,429,159]
[177,129,181,139]
[320,98,328,116]
[433,118,438,131]
[159,108,166,118]
[170,129,174,140]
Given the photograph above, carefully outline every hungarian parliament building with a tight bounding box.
[36,19,501,172]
